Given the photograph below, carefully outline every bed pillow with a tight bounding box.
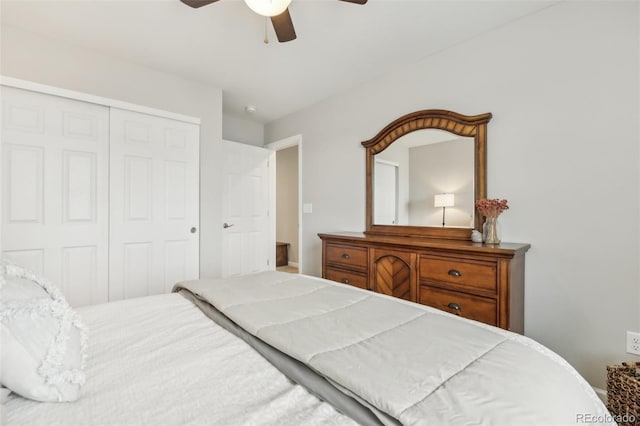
[0,260,88,402]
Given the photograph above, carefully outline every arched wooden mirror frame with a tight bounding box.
[362,109,493,240]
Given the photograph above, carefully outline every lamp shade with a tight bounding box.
[244,0,291,17]
[434,193,455,208]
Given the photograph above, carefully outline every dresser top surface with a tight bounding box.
[318,232,530,257]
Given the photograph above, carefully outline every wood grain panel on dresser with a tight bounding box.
[319,232,530,333]
[370,248,416,301]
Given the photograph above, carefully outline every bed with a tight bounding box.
[3,269,612,426]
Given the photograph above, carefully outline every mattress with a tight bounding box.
[5,293,356,426]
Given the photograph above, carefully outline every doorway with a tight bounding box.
[265,135,301,274]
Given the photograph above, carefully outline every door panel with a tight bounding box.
[61,246,98,308]
[122,242,153,299]
[109,108,199,301]
[164,240,187,292]
[1,86,109,306]
[374,160,398,225]
[1,249,45,275]
[221,141,273,277]
[5,144,44,223]
[63,151,97,222]
[123,155,152,220]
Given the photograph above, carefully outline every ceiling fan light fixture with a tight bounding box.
[244,0,291,17]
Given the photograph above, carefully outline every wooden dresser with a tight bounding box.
[319,232,530,333]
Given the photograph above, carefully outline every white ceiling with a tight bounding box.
[0,0,556,123]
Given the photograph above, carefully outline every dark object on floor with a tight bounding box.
[276,242,289,267]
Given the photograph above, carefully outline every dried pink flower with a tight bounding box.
[475,198,509,218]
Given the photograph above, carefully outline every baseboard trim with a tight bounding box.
[288,262,299,268]
[593,387,607,404]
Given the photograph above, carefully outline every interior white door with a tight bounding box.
[374,160,398,225]
[109,108,199,300]
[1,86,109,306]
[221,141,273,277]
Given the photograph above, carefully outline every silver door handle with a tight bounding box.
[223,223,234,229]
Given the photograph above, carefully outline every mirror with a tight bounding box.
[373,129,474,227]
[363,109,492,240]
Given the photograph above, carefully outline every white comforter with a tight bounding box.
[5,293,355,426]
[178,271,612,426]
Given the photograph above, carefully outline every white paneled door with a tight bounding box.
[374,159,398,225]
[109,108,199,300]
[1,86,109,306]
[221,141,274,277]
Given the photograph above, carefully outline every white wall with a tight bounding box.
[266,1,640,389]
[223,113,264,146]
[276,146,299,264]
[1,25,225,278]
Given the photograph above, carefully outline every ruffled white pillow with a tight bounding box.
[0,260,88,402]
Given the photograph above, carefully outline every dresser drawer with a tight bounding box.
[419,285,497,326]
[325,267,368,290]
[419,256,497,293]
[326,244,368,270]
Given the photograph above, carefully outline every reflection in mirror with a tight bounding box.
[373,129,474,228]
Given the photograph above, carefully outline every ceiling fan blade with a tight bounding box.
[180,0,220,9]
[271,8,297,43]
[338,0,368,4]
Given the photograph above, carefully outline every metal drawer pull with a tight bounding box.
[341,278,350,284]
[447,269,462,277]
[342,253,350,260]
[447,302,461,311]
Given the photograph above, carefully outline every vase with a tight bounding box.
[483,217,501,245]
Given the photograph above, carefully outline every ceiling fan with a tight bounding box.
[180,0,367,43]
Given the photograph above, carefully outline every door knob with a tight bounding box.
[223,223,234,229]
[190,227,197,234]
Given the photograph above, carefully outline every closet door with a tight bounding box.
[109,108,199,300]
[1,86,109,306]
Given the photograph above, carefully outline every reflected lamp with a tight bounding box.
[434,193,455,227]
